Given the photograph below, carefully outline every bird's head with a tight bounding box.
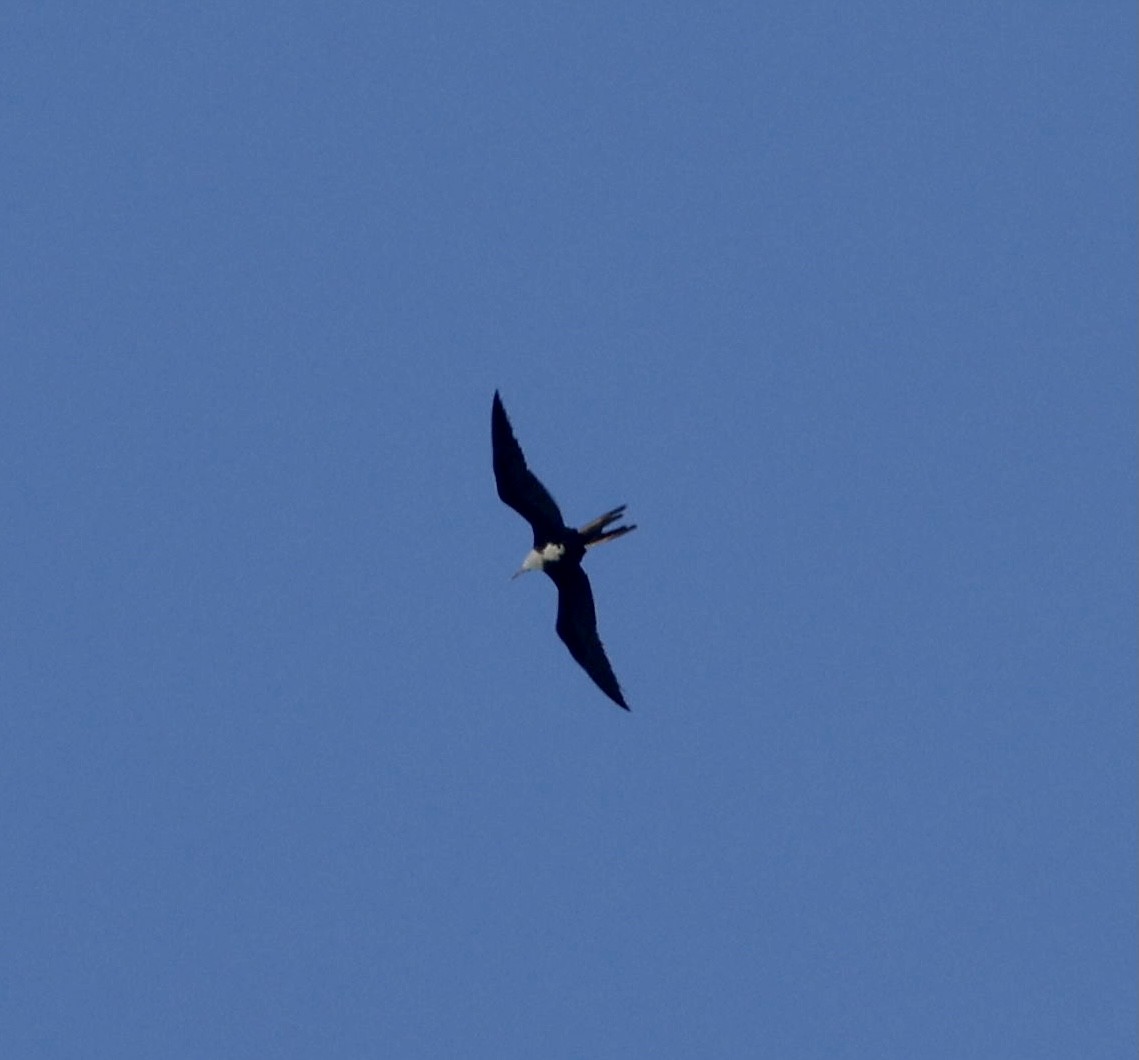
[511,542,564,579]
[512,548,545,579]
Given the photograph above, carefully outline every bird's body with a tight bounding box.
[491,391,635,710]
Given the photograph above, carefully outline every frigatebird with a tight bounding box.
[492,390,635,710]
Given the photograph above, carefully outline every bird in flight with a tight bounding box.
[492,390,636,710]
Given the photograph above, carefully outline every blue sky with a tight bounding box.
[3,4,1135,1057]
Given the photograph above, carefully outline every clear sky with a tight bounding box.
[3,4,1135,1058]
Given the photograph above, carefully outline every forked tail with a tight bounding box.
[579,505,637,549]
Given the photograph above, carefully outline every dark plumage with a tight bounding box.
[492,390,635,710]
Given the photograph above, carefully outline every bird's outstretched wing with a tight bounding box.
[492,391,566,543]
[548,562,629,710]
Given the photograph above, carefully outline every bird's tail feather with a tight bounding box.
[580,506,637,548]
